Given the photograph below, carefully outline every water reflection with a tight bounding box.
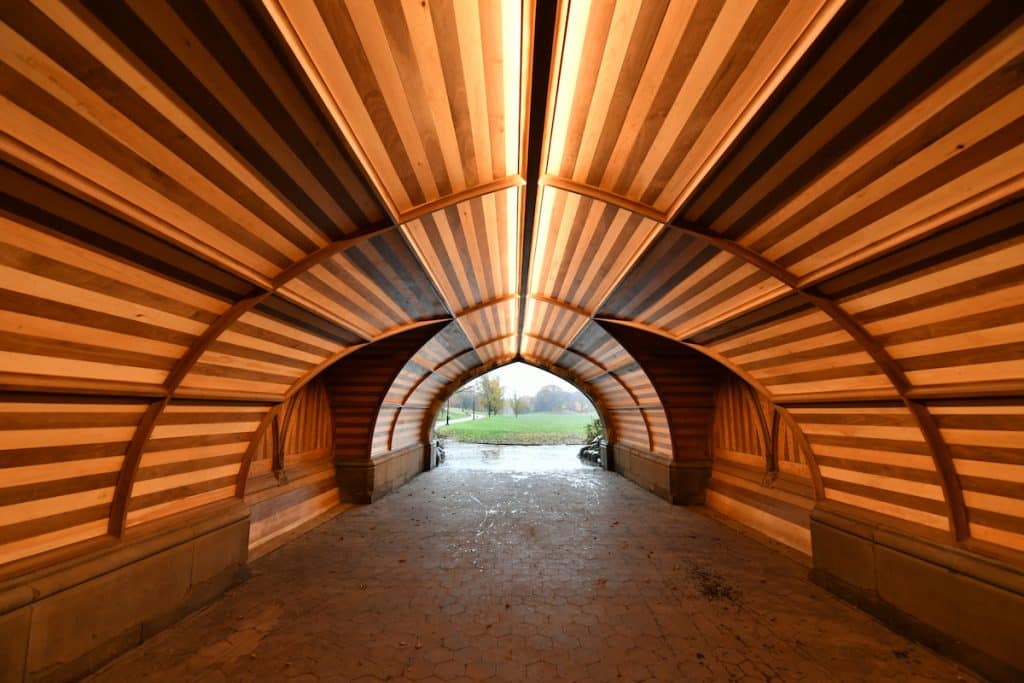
[442,442,594,473]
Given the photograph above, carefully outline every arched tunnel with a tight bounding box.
[0,1,1022,681]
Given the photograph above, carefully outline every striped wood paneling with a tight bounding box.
[684,1,1024,283]
[599,230,790,339]
[528,187,662,311]
[1,0,386,285]
[568,322,672,455]
[819,200,1024,397]
[521,335,568,368]
[775,409,811,477]
[788,405,950,535]
[373,323,481,455]
[522,298,591,353]
[246,379,340,551]
[279,379,333,459]
[457,298,518,347]
[178,295,365,399]
[602,322,719,462]
[277,230,450,339]
[606,409,653,455]
[324,322,447,461]
[546,0,836,215]
[390,407,430,453]
[712,378,769,464]
[129,403,268,528]
[708,376,813,554]
[691,295,894,400]
[554,347,607,385]
[269,0,524,214]
[0,164,248,395]
[403,187,520,314]
[931,402,1024,554]
[569,321,633,376]
[0,398,147,567]
[248,378,333,479]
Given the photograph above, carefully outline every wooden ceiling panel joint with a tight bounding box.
[516,0,561,351]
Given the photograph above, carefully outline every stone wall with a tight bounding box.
[611,443,710,505]
[810,506,1024,682]
[0,502,249,683]
[335,444,428,503]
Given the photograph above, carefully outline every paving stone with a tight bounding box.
[88,451,979,682]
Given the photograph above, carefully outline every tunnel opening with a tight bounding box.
[432,362,606,474]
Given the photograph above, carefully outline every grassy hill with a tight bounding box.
[436,412,597,445]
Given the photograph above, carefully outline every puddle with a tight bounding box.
[441,442,594,474]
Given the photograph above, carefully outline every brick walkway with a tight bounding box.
[90,446,976,682]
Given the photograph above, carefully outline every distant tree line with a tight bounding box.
[445,376,594,419]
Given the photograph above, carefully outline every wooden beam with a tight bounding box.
[270,224,397,288]
[453,294,519,319]
[521,332,641,407]
[660,222,969,541]
[108,397,169,537]
[236,403,285,498]
[164,291,270,394]
[163,225,403,395]
[398,175,525,224]
[539,176,667,222]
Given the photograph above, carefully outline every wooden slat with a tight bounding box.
[266,0,524,215]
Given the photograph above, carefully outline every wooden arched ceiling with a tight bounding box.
[1,0,1022,570]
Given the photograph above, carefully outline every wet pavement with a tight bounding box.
[90,445,977,682]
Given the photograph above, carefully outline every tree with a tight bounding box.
[448,384,475,421]
[511,392,530,417]
[480,376,504,417]
[533,384,570,412]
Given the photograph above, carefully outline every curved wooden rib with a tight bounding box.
[163,292,271,394]
[535,183,963,530]
[522,332,640,407]
[662,225,969,540]
[453,294,520,319]
[163,226,402,397]
[540,176,666,222]
[399,176,524,224]
[108,397,169,537]
[236,404,285,498]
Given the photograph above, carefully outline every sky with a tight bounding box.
[480,362,579,398]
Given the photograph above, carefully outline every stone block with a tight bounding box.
[669,461,710,505]
[809,506,1024,682]
[876,545,1024,680]
[335,459,375,503]
[26,543,193,681]
[810,517,876,595]
[191,517,249,586]
[0,606,29,683]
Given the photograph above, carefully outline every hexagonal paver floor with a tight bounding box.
[89,446,978,682]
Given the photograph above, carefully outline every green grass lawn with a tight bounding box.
[436,411,598,445]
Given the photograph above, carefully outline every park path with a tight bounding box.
[89,446,976,682]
